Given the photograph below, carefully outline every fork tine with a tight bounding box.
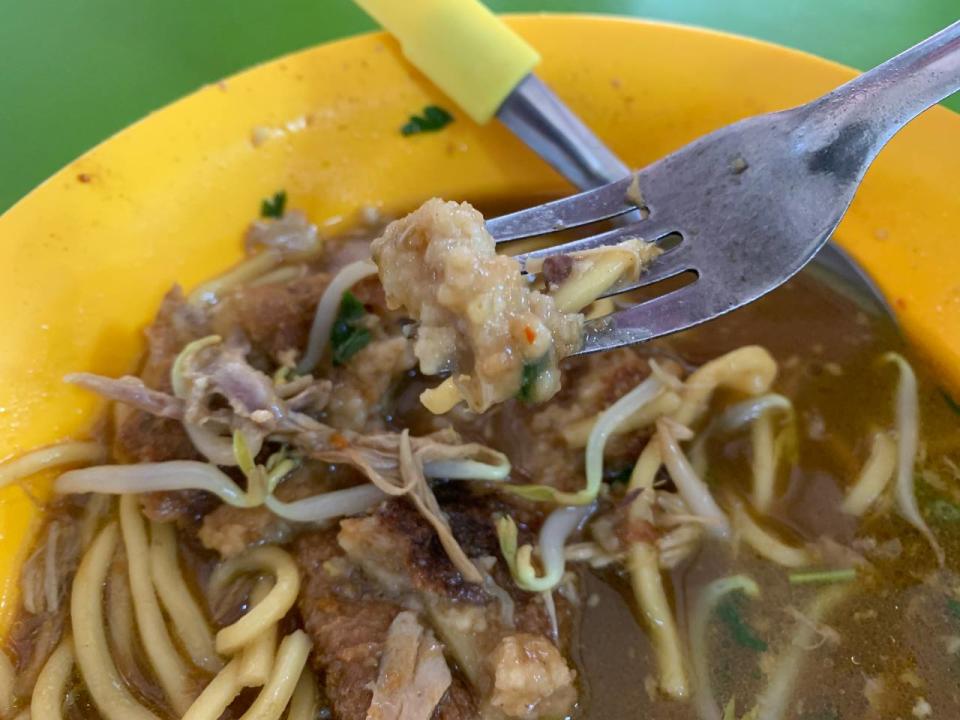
[596,245,696,299]
[487,176,636,243]
[576,279,718,355]
[514,221,676,267]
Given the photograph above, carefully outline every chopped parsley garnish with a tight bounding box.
[401,105,454,136]
[517,355,549,403]
[330,291,371,366]
[942,389,960,416]
[947,597,960,621]
[260,190,287,218]
[717,593,768,651]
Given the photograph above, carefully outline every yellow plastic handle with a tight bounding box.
[354,0,540,123]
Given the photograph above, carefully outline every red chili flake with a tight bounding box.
[524,325,537,344]
[330,433,349,450]
[896,297,908,310]
[76,173,92,183]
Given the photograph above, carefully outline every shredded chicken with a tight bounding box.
[65,374,185,419]
[71,332,507,578]
[366,611,452,720]
[177,334,296,431]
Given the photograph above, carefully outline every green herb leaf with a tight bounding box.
[260,190,287,218]
[337,291,366,323]
[330,291,371,366]
[517,355,549,403]
[332,327,371,366]
[942,389,960,416]
[401,105,454,136]
[716,593,768,651]
[517,363,540,402]
[788,568,857,585]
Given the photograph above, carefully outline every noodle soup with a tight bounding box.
[1,197,958,720]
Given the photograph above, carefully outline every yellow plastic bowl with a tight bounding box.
[1,15,959,632]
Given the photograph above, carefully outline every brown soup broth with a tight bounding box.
[574,265,960,719]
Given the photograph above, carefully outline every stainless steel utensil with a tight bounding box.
[488,21,960,356]
[495,73,893,321]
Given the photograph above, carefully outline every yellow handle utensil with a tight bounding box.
[354,0,540,123]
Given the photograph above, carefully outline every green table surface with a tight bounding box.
[1,1,957,212]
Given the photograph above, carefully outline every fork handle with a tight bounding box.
[802,20,960,148]
[353,0,540,124]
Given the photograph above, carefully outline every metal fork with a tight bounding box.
[488,21,960,356]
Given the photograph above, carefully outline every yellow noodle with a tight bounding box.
[584,296,616,320]
[420,377,464,415]
[0,441,103,488]
[119,495,195,715]
[751,412,777,512]
[731,500,812,568]
[182,658,242,720]
[628,440,663,492]
[239,631,312,720]
[31,638,73,720]
[562,391,682,448]
[551,247,638,314]
[841,432,897,516]
[0,648,15,718]
[629,347,777,494]
[72,523,160,720]
[149,521,222,673]
[210,547,300,656]
[627,543,688,699]
[286,669,319,720]
[675,346,777,426]
[237,578,277,688]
